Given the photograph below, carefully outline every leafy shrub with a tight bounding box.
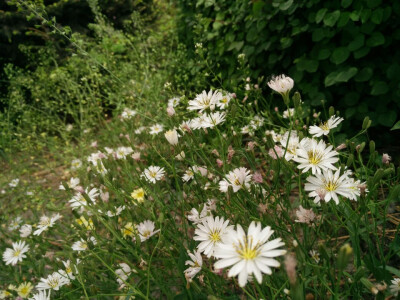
[176,0,400,145]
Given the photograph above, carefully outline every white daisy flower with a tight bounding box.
[202,112,226,128]
[168,97,181,107]
[134,126,146,134]
[267,74,294,96]
[241,125,254,135]
[219,167,252,193]
[115,146,133,159]
[193,216,233,258]
[309,115,344,137]
[71,159,82,170]
[36,272,70,291]
[149,124,164,135]
[279,131,301,161]
[60,259,77,280]
[121,108,137,120]
[28,290,51,300]
[283,108,295,119]
[71,239,88,252]
[249,115,265,130]
[87,151,105,165]
[187,206,209,224]
[214,222,286,287]
[216,92,232,109]
[190,115,208,130]
[141,166,165,184]
[184,250,203,282]
[8,216,22,231]
[115,263,134,288]
[266,130,282,143]
[33,213,62,236]
[187,89,222,112]
[20,224,33,238]
[69,188,99,210]
[305,168,360,204]
[59,177,80,190]
[293,138,339,174]
[390,278,400,296]
[309,250,320,263]
[9,178,20,188]
[136,220,160,242]
[2,240,30,266]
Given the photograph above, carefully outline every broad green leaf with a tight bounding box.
[355,67,373,82]
[366,32,385,47]
[318,48,331,60]
[367,0,382,9]
[371,8,384,24]
[391,120,400,131]
[341,0,352,8]
[279,0,294,11]
[387,64,400,80]
[353,47,370,59]
[228,41,244,51]
[378,110,396,127]
[336,67,358,82]
[371,81,389,95]
[312,28,325,42]
[315,8,328,23]
[337,12,350,27]
[331,47,350,64]
[348,34,365,51]
[323,10,341,27]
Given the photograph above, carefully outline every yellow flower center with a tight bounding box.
[142,230,151,237]
[149,171,157,178]
[209,230,221,242]
[233,178,241,186]
[48,278,60,288]
[221,98,228,103]
[324,180,338,191]
[236,237,259,260]
[13,250,21,257]
[320,122,330,131]
[308,150,323,165]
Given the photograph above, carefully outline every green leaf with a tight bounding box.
[252,1,265,15]
[312,28,325,42]
[355,67,373,82]
[378,110,396,127]
[371,81,389,95]
[315,8,328,23]
[349,10,360,21]
[337,12,350,27]
[348,34,365,51]
[367,0,382,9]
[366,32,385,47]
[323,10,341,27]
[360,9,371,23]
[246,27,258,42]
[324,67,358,86]
[228,41,244,51]
[318,48,331,60]
[387,64,400,80]
[295,57,319,73]
[353,47,370,59]
[391,120,400,131]
[341,0,352,8]
[371,8,384,24]
[330,47,350,64]
[336,67,358,82]
[280,37,293,49]
[279,0,294,11]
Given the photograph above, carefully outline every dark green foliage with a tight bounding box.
[176,0,400,146]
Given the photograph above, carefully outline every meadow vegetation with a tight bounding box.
[1,1,400,299]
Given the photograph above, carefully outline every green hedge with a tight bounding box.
[176,0,400,141]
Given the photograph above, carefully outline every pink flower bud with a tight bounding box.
[252,172,263,183]
[382,153,391,165]
[167,106,175,116]
[216,159,223,168]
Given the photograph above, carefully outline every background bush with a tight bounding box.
[176,0,400,147]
